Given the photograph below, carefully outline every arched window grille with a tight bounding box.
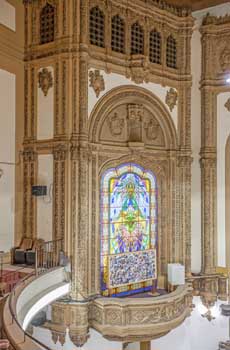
[166,35,177,69]
[111,15,125,54]
[40,3,55,45]
[149,30,161,64]
[89,6,105,48]
[131,22,144,55]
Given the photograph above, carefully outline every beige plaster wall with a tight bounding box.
[37,154,53,242]
[0,0,15,31]
[217,92,230,267]
[0,0,24,250]
[0,68,15,251]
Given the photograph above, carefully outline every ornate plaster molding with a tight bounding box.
[38,68,53,97]
[202,13,230,26]
[107,113,125,136]
[91,285,193,342]
[165,88,178,112]
[89,69,105,98]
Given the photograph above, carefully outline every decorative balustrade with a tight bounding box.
[35,238,64,275]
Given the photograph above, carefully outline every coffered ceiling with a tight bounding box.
[165,0,230,11]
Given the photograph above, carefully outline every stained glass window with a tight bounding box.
[100,163,157,296]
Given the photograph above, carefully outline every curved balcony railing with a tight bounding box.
[2,267,70,350]
[1,236,70,350]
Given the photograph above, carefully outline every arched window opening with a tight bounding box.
[166,35,177,69]
[89,6,105,48]
[111,15,125,54]
[100,163,157,297]
[40,3,55,45]
[131,22,144,55]
[149,30,161,64]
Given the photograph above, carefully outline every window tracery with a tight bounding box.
[131,22,144,55]
[40,3,55,45]
[89,6,105,48]
[111,15,125,54]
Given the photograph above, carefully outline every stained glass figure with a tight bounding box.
[100,163,157,296]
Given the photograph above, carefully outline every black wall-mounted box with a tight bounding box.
[32,185,47,196]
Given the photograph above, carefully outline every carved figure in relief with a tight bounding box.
[89,69,105,98]
[144,118,160,141]
[127,104,143,142]
[107,113,125,136]
[38,67,53,97]
[165,88,178,112]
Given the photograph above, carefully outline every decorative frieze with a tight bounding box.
[91,285,192,342]
[202,13,230,26]
[53,144,68,161]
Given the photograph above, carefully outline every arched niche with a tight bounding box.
[226,135,230,267]
[88,86,179,295]
[89,85,177,149]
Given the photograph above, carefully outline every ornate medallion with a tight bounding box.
[38,67,53,97]
[165,88,178,112]
[89,69,105,98]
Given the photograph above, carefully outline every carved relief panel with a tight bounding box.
[201,16,230,80]
[99,103,165,147]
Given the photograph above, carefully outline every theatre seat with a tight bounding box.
[12,238,33,265]
[25,239,44,266]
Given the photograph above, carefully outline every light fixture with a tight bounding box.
[226,77,230,84]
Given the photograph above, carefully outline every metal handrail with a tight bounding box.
[7,271,53,350]
[35,238,64,275]
[4,237,64,350]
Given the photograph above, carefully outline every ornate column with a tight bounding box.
[178,155,193,275]
[200,156,217,274]
[53,144,68,241]
[70,50,89,300]
[199,13,230,274]
[177,84,193,275]
[200,25,218,274]
[22,148,37,239]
